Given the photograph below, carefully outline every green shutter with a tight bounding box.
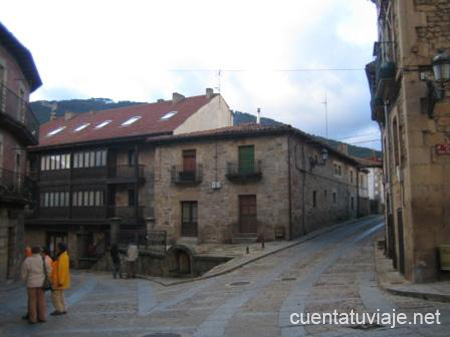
[239,146,254,174]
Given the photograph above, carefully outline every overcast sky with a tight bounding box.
[1,0,380,149]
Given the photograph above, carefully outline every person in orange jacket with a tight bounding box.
[50,242,70,316]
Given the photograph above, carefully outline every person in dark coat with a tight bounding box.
[110,244,122,279]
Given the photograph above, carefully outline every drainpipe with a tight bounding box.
[287,135,292,240]
[134,144,139,222]
[383,100,393,216]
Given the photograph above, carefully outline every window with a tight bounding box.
[84,152,90,168]
[324,189,327,199]
[333,192,337,204]
[128,149,136,166]
[73,123,90,132]
[350,170,354,183]
[77,192,83,206]
[239,145,255,174]
[183,149,196,173]
[40,157,45,171]
[181,201,198,237]
[95,120,112,129]
[128,189,135,206]
[161,111,177,120]
[101,150,107,166]
[89,151,95,167]
[121,116,141,126]
[351,197,354,210]
[47,126,66,137]
[313,191,317,208]
[96,151,102,166]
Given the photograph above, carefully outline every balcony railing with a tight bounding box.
[226,160,262,183]
[171,164,203,185]
[374,55,397,100]
[108,165,145,181]
[0,168,35,202]
[0,83,39,144]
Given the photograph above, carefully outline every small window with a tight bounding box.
[121,116,141,126]
[333,192,337,204]
[161,111,177,120]
[324,189,327,199]
[313,191,317,208]
[45,156,50,171]
[95,120,112,129]
[55,155,61,170]
[89,191,95,206]
[89,151,95,167]
[128,189,135,206]
[101,150,107,166]
[44,193,49,207]
[83,191,89,206]
[40,157,45,171]
[95,151,102,167]
[49,192,54,207]
[77,192,83,206]
[47,126,66,137]
[128,149,135,166]
[351,197,354,210]
[84,152,90,168]
[73,123,90,132]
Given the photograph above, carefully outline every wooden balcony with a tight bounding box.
[0,168,35,204]
[0,83,39,145]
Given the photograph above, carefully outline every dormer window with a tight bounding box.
[95,120,112,129]
[121,116,141,126]
[73,123,90,132]
[161,111,177,120]
[47,126,66,137]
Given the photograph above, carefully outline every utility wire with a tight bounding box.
[165,68,364,72]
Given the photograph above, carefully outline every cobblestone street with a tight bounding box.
[2,217,449,337]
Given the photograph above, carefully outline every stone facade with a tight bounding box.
[367,0,450,282]
[152,126,366,244]
[0,23,41,285]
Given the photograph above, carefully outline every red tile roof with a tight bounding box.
[36,94,217,148]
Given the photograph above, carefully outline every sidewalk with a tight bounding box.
[142,215,383,286]
[374,236,450,303]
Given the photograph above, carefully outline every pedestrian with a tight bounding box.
[22,246,33,320]
[42,247,53,265]
[110,243,122,279]
[50,242,70,316]
[125,242,138,279]
[20,246,51,324]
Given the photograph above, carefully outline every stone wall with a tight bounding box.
[289,136,358,238]
[0,208,25,285]
[154,135,290,243]
[377,0,450,282]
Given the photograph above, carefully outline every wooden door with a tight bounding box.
[239,195,257,233]
[239,146,254,174]
[181,201,198,237]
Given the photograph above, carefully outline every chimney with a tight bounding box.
[206,88,214,99]
[64,111,76,120]
[257,108,261,124]
[337,143,349,155]
[50,110,57,121]
[172,92,185,106]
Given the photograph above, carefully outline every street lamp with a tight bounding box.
[309,148,328,170]
[424,49,450,117]
[432,49,450,100]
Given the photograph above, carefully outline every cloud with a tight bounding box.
[1,0,380,149]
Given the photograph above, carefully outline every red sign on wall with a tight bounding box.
[436,144,450,155]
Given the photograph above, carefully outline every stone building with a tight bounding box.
[25,89,233,267]
[0,22,42,284]
[366,0,450,282]
[25,87,370,267]
[149,124,367,243]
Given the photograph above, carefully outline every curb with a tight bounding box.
[373,238,450,304]
[384,287,450,303]
[140,215,383,287]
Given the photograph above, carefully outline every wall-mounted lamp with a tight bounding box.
[422,49,450,117]
[309,148,328,170]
